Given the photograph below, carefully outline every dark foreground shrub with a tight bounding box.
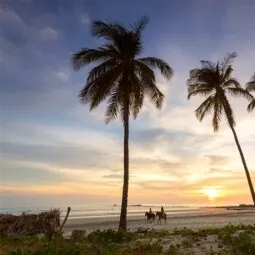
[87,229,135,244]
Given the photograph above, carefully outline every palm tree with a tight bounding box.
[71,17,173,230]
[187,52,255,206]
[246,73,255,112]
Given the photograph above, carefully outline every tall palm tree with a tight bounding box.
[187,52,255,206]
[246,73,255,112]
[71,17,173,230]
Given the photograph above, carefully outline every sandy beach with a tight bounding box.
[63,208,255,237]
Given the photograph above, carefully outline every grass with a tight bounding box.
[1,224,255,255]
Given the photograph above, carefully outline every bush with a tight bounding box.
[87,229,135,244]
[232,231,255,255]
[133,240,163,255]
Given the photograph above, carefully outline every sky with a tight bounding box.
[0,0,255,209]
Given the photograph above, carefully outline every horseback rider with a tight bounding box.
[156,206,167,224]
[149,208,152,215]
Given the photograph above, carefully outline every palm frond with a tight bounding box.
[187,83,210,92]
[72,48,115,70]
[91,21,131,58]
[129,73,144,119]
[79,66,121,108]
[87,59,118,84]
[131,16,149,35]
[105,85,123,123]
[247,99,255,112]
[222,78,241,88]
[91,20,128,39]
[246,73,255,92]
[135,60,164,108]
[187,52,240,133]
[200,60,216,70]
[188,88,214,99]
[246,74,255,112]
[144,81,164,109]
[221,66,233,83]
[220,52,237,70]
[189,68,219,86]
[134,60,155,81]
[212,100,223,132]
[189,69,201,80]
[226,87,254,101]
[101,43,122,58]
[89,72,122,110]
[138,57,173,79]
[246,82,255,92]
[124,32,143,58]
[195,95,215,122]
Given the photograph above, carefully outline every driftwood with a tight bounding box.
[58,206,71,234]
[0,207,71,238]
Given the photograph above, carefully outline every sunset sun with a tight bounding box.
[201,188,221,201]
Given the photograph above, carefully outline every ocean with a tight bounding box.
[0,204,214,219]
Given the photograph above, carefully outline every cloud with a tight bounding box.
[79,14,90,25]
[103,174,123,179]
[53,69,69,82]
[0,4,24,26]
[0,191,120,208]
[39,27,59,41]
[19,0,33,2]
[1,0,255,208]
[1,158,69,184]
[0,4,28,42]
[205,155,230,166]
[208,168,230,174]
[1,141,106,169]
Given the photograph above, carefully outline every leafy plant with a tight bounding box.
[87,229,135,244]
[232,231,255,255]
[133,240,163,254]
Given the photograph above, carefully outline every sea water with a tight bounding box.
[0,204,213,219]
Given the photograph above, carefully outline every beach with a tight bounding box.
[1,206,255,254]
[3,204,254,237]
[63,207,255,237]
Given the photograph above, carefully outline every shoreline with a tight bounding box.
[63,208,255,237]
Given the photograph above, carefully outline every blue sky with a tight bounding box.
[1,0,255,208]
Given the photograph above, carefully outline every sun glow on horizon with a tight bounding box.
[201,187,222,201]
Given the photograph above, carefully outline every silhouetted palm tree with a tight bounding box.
[246,73,255,112]
[71,17,173,230]
[187,52,255,205]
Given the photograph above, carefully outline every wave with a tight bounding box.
[0,204,216,219]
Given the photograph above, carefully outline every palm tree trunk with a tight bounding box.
[229,124,255,206]
[119,105,129,230]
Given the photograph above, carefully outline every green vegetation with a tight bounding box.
[1,224,255,255]
[87,229,135,244]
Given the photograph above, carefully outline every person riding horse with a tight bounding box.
[156,206,167,224]
[145,208,155,223]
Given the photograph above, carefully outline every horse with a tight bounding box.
[156,211,167,224]
[145,211,155,223]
